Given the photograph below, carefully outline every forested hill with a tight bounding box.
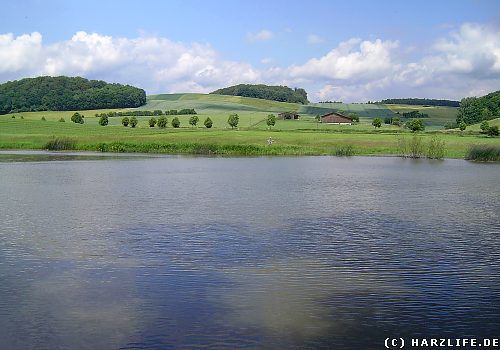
[210,84,309,104]
[379,98,459,107]
[457,90,500,125]
[0,76,146,114]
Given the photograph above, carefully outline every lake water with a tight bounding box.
[0,152,499,349]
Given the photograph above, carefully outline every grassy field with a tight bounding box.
[386,104,458,129]
[1,117,499,158]
[1,93,497,158]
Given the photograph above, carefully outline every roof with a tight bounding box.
[320,111,352,120]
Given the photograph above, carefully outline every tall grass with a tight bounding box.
[397,135,446,159]
[425,136,446,159]
[44,137,76,150]
[84,141,313,156]
[334,144,355,156]
[465,145,500,161]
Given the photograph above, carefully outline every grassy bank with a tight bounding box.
[1,118,499,158]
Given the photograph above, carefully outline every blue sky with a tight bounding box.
[1,0,499,101]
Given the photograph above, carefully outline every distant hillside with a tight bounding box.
[210,84,309,104]
[457,90,500,125]
[0,76,146,114]
[379,98,459,107]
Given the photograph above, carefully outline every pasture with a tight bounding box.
[1,93,497,158]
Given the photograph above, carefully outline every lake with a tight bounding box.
[0,152,499,349]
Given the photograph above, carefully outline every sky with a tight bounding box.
[1,0,499,102]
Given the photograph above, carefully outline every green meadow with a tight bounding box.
[1,93,499,158]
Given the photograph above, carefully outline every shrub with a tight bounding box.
[466,145,500,161]
[204,117,213,128]
[384,117,392,124]
[189,115,199,127]
[171,117,180,128]
[408,134,424,158]
[397,135,424,158]
[20,115,24,119]
[487,125,499,136]
[334,144,354,156]
[426,136,446,159]
[228,114,239,128]
[392,117,402,126]
[99,115,109,126]
[41,116,46,121]
[130,116,138,128]
[59,117,65,122]
[157,116,167,128]
[480,121,490,133]
[44,137,76,150]
[71,112,84,124]
[121,117,130,127]
[11,115,15,118]
[148,117,157,127]
[459,121,467,131]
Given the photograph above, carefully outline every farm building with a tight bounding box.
[320,112,353,125]
[278,111,300,120]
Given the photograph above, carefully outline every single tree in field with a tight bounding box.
[204,117,213,128]
[372,118,382,128]
[99,115,109,126]
[171,117,180,128]
[459,121,467,131]
[266,114,276,129]
[121,117,130,127]
[406,118,425,132]
[189,115,199,128]
[228,114,239,129]
[148,117,157,127]
[130,116,138,128]
[157,116,167,128]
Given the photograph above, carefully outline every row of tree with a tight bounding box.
[0,76,146,114]
[210,84,309,104]
[372,117,424,131]
[117,116,213,129]
[400,110,429,118]
[95,109,198,119]
[379,98,460,107]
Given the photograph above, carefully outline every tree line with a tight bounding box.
[378,98,460,107]
[0,76,146,114]
[95,109,197,118]
[210,84,309,104]
[456,90,500,125]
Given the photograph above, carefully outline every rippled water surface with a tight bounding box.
[0,153,499,349]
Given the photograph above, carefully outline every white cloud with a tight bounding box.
[247,30,274,42]
[288,38,400,82]
[307,34,324,45]
[0,31,261,93]
[0,23,499,102]
[0,32,43,74]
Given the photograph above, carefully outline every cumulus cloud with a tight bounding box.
[288,38,400,82]
[0,31,261,93]
[247,30,274,42]
[0,23,498,101]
